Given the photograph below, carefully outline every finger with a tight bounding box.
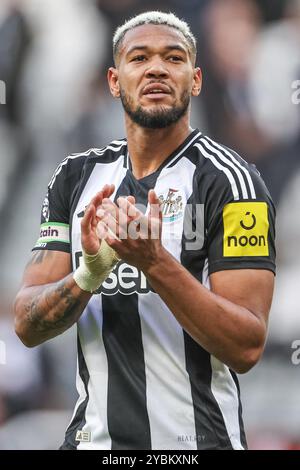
[88,190,106,212]
[148,189,162,239]
[117,198,146,238]
[148,189,160,206]
[127,195,136,205]
[103,198,133,238]
[89,184,115,212]
[102,184,115,199]
[101,213,120,240]
[96,220,109,239]
[101,198,119,222]
[117,197,143,220]
[149,189,162,219]
[81,204,95,235]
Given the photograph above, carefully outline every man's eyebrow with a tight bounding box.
[126,45,149,56]
[164,45,188,54]
[126,44,188,56]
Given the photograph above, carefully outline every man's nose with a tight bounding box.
[145,58,169,78]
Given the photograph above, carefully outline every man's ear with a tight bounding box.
[192,67,202,97]
[107,67,120,98]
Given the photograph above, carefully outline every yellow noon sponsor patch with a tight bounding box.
[223,202,269,257]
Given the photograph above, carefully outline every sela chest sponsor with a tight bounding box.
[75,252,152,295]
[223,202,269,257]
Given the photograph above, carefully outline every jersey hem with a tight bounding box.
[208,259,276,275]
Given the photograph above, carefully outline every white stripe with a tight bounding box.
[202,258,210,289]
[165,131,202,168]
[72,140,126,156]
[210,357,244,450]
[70,148,101,157]
[109,139,127,145]
[204,136,256,199]
[200,138,249,199]
[93,143,127,155]
[71,157,128,449]
[77,296,112,450]
[138,295,197,450]
[202,260,244,450]
[138,157,198,450]
[195,142,240,200]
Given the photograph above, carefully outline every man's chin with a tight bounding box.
[139,104,172,114]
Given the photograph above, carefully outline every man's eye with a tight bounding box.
[131,56,146,62]
[169,56,183,62]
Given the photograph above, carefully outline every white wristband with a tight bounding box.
[73,240,120,293]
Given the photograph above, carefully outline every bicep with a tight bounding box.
[209,269,275,325]
[22,250,72,287]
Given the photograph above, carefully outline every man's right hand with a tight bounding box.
[81,184,115,255]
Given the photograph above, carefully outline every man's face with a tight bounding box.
[108,24,201,129]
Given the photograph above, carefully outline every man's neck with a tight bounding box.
[125,117,193,180]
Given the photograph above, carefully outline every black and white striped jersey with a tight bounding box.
[34,129,276,450]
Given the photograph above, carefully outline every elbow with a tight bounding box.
[14,317,38,348]
[232,346,264,374]
[14,298,40,348]
[231,322,267,374]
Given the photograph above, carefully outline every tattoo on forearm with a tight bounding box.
[25,278,83,333]
[26,250,53,269]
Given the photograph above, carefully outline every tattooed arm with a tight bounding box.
[14,250,92,347]
[14,185,115,347]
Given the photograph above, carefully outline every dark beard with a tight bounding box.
[120,89,190,129]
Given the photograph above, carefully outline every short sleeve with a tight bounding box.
[205,165,276,275]
[33,161,71,253]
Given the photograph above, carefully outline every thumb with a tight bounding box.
[149,190,162,241]
[149,189,162,217]
[148,189,158,205]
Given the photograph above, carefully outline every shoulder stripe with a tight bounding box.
[49,152,88,189]
[93,142,127,156]
[194,142,240,200]
[202,136,256,199]
[48,142,127,189]
[109,139,127,146]
[199,137,249,199]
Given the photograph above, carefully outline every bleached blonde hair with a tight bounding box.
[113,11,197,64]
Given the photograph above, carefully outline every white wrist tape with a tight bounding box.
[73,240,120,293]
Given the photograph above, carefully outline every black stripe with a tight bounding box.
[230,370,248,449]
[181,176,233,450]
[102,293,151,450]
[183,332,233,450]
[91,147,127,165]
[101,173,152,450]
[69,160,97,270]
[198,137,245,199]
[62,334,90,449]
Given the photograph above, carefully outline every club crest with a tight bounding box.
[158,188,183,223]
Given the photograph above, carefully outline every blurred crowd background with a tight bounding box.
[0,0,299,450]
